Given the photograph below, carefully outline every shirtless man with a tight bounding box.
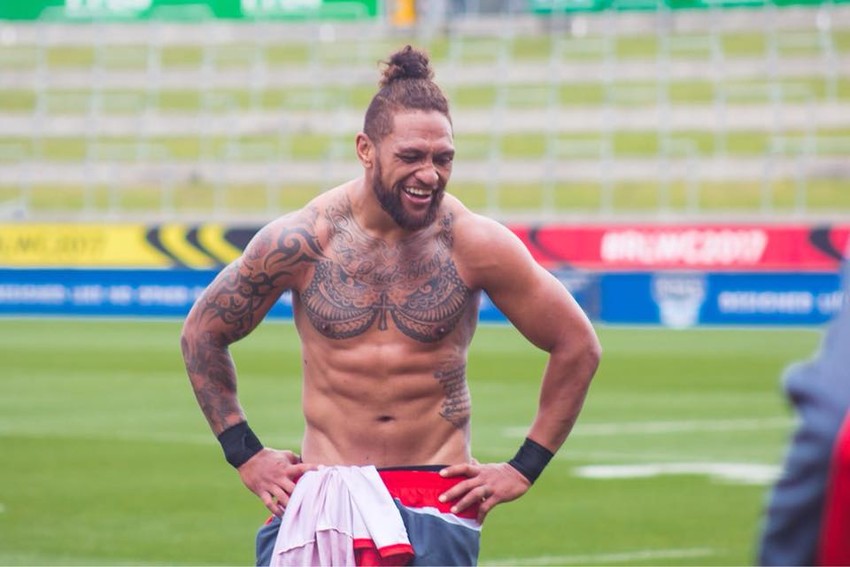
[180,45,601,566]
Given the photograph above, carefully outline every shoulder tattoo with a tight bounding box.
[200,207,324,342]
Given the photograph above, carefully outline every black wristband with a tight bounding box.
[508,437,554,484]
[217,421,263,469]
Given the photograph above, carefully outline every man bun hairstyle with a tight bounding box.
[363,45,451,143]
[378,44,433,87]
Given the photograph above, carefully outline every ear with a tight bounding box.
[355,132,374,169]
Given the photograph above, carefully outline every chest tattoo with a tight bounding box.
[302,203,472,342]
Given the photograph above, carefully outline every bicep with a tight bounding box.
[188,259,285,344]
[456,213,595,354]
[185,220,312,344]
[472,226,592,353]
[488,261,591,353]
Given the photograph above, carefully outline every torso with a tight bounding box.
[285,189,481,467]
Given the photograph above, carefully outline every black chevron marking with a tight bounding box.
[145,227,186,269]
[809,226,845,262]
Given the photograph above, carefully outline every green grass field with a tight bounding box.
[0,318,824,565]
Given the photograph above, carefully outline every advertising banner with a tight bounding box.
[601,271,843,327]
[0,223,844,326]
[0,0,379,21]
[3,222,848,272]
[0,223,245,268]
[511,224,850,272]
[529,0,849,14]
[0,268,512,321]
[0,267,841,327]
[0,268,283,318]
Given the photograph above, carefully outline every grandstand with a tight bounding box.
[0,0,848,221]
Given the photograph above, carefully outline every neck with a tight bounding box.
[349,177,419,243]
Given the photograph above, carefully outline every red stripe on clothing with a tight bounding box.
[378,469,480,520]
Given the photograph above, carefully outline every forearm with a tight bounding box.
[180,332,246,435]
[526,340,600,452]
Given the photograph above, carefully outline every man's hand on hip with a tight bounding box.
[237,449,317,517]
[438,461,532,524]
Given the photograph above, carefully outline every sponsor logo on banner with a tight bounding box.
[241,0,321,14]
[716,289,844,317]
[717,291,814,315]
[651,273,707,329]
[0,224,246,268]
[65,0,152,18]
[513,224,850,271]
[600,229,768,267]
[0,225,168,267]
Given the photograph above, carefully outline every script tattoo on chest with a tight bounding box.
[302,200,472,342]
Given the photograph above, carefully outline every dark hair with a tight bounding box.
[363,45,451,143]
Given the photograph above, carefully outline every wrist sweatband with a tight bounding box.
[508,437,554,484]
[217,421,263,468]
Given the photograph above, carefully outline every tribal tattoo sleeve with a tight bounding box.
[181,208,324,432]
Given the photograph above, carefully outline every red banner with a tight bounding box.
[509,224,850,271]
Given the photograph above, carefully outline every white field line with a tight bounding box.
[557,450,758,463]
[483,547,715,566]
[502,417,794,439]
[574,462,780,484]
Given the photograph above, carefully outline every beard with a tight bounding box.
[371,161,444,231]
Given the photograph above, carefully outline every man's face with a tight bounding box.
[370,110,454,231]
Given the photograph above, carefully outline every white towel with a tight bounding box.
[270,465,413,567]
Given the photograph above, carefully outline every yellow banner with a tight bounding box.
[0,224,168,267]
[0,224,246,267]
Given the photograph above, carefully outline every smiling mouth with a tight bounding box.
[403,186,433,199]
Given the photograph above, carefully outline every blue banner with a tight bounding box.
[0,268,842,327]
[0,268,512,323]
[601,271,843,327]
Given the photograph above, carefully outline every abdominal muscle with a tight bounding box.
[301,399,470,467]
[295,329,473,468]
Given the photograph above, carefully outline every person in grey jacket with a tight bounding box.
[757,253,850,566]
